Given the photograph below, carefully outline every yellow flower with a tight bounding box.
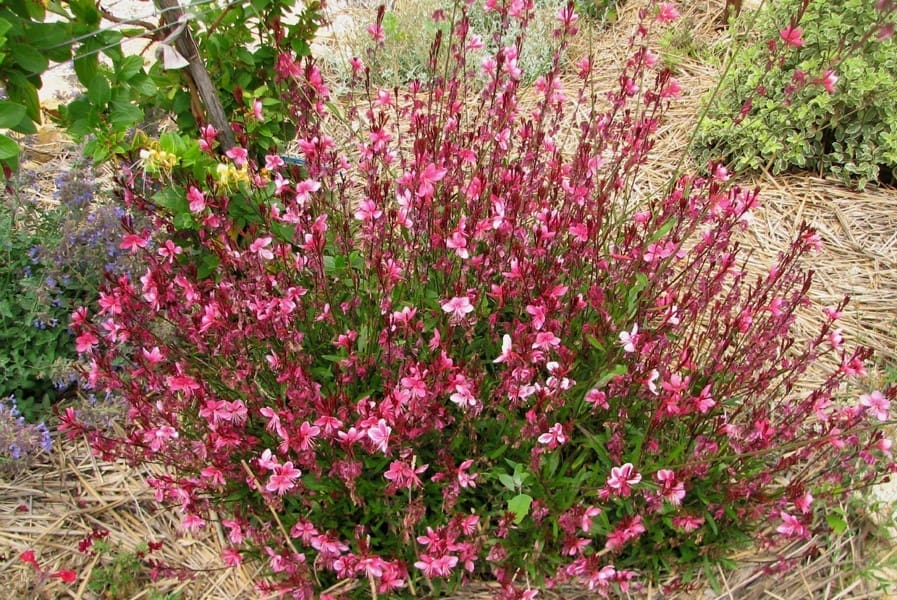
[139,148,178,173]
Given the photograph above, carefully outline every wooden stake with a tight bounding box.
[154,0,236,151]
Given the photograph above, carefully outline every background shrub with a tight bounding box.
[330,0,598,86]
[0,155,141,422]
[696,0,897,189]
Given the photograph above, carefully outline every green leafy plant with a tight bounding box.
[32,0,321,164]
[78,532,179,600]
[0,173,75,417]
[575,0,623,24]
[0,0,74,172]
[697,0,897,189]
[0,155,143,422]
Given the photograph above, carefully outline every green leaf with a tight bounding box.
[11,44,49,74]
[10,113,37,135]
[0,101,27,129]
[586,334,604,352]
[68,0,101,25]
[596,364,627,388]
[115,55,145,82]
[197,252,220,280]
[173,212,196,230]
[5,72,40,123]
[87,74,111,106]
[508,494,533,524]
[73,53,99,86]
[151,187,182,210]
[109,101,142,127]
[0,133,21,160]
[497,473,516,491]
[826,514,848,535]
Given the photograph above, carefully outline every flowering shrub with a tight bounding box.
[696,0,897,189]
[65,1,895,597]
[0,396,51,475]
[0,156,142,422]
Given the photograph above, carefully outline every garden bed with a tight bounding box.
[2,0,897,597]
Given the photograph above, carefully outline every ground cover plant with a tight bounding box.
[696,0,897,189]
[11,0,891,598]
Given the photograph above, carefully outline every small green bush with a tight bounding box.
[0,173,76,419]
[697,0,897,189]
[0,156,142,422]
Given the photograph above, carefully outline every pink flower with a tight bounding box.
[441,296,474,320]
[367,419,392,454]
[556,4,579,27]
[20,549,39,569]
[776,512,809,538]
[226,146,249,167]
[780,25,805,48]
[296,421,321,451]
[795,492,813,514]
[457,459,478,488]
[416,163,447,198]
[52,569,77,584]
[182,513,206,531]
[186,186,206,212]
[450,378,478,409]
[532,331,561,351]
[354,198,383,221]
[672,515,704,533]
[266,461,302,495]
[75,331,99,353]
[653,469,685,505]
[265,154,285,170]
[142,346,164,364]
[384,460,427,489]
[606,463,641,496]
[656,2,679,23]
[367,22,385,42]
[537,423,568,447]
[252,98,263,120]
[414,554,458,578]
[250,237,274,260]
[119,233,148,253]
[860,390,890,422]
[222,547,242,567]
[584,388,609,409]
[661,78,682,100]
[818,69,838,93]
[618,324,639,353]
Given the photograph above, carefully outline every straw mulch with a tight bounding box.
[0,437,261,599]
[3,0,897,598]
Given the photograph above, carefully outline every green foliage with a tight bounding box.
[575,0,622,24]
[0,0,320,170]
[697,0,897,189]
[149,0,320,150]
[54,0,321,162]
[0,0,72,171]
[0,156,139,422]
[335,0,598,86]
[0,180,74,420]
[86,540,180,600]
